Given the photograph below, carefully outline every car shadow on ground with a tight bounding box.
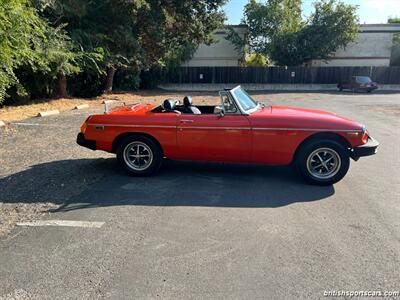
[0,158,335,211]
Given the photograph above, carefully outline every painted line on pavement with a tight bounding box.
[12,122,55,126]
[17,220,105,228]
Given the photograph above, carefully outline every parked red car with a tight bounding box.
[77,86,378,185]
[338,76,378,92]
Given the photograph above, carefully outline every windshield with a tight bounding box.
[231,87,259,113]
[355,76,372,83]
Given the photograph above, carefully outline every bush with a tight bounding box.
[113,69,140,91]
[3,68,55,106]
[68,72,104,98]
[246,53,269,67]
[139,68,179,89]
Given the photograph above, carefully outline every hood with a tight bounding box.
[251,105,363,131]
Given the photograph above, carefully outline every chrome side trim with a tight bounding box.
[179,126,251,130]
[253,128,363,132]
[87,123,176,129]
[88,123,362,133]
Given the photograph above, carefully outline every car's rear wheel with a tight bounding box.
[116,135,162,176]
[295,139,350,185]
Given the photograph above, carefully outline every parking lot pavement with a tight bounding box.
[0,92,399,299]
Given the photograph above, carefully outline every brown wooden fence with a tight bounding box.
[166,66,400,84]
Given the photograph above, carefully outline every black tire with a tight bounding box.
[116,135,163,176]
[295,139,350,185]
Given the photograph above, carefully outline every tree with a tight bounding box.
[246,53,269,66]
[388,14,400,66]
[111,0,226,91]
[1,0,226,103]
[236,0,358,66]
[390,33,400,66]
[0,0,77,103]
[301,0,358,61]
[388,18,400,23]
[44,27,82,98]
[38,0,226,93]
[241,0,302,55]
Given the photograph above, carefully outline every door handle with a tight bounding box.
[180,120,194,123]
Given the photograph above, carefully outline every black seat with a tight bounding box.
[183,96,201,115]
[163,99,177,112]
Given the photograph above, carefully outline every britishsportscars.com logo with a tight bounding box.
[324,290,400,297]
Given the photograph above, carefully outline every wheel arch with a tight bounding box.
[292,132,351,163]
[112,132,164,155]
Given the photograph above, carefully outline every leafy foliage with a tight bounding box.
[1,0,226,103]
[388,18,400,24]
[242,0,302,55]
[391,33,400,66]
[245,53,269,67]
[235,0,359,66]
[225,26,248,65]
[0,0,77,103]
[37,0,226,92]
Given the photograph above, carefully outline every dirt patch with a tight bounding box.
[0,203,59,238]
[370,105,400,116]
[0,98,102,123]
[0,90,223,123]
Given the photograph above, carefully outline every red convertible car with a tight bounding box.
[77,86,378,185]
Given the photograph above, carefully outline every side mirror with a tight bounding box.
[214,106,225,117]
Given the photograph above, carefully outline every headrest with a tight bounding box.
[162,99,177,111]
[183,96,192,107]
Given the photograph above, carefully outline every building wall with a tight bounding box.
[184,24,400,68]
[182,26,247,67]
[312,58,391,67]
[311,24,400,67]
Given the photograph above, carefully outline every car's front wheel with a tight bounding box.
[116,135,163,176]
[296,139,350,185]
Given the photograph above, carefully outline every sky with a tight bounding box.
[224,0,400,25]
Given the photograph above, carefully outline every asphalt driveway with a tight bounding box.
[0,91,399,299]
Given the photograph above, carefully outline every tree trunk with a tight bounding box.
[104,66,116,93]
[53,73,68,99]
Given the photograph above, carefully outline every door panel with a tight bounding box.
[177,114,252,162]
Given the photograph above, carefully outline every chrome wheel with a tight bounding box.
[306,148,341,179]
[123,141,153,171]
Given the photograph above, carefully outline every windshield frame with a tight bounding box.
[229,86,261,115]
